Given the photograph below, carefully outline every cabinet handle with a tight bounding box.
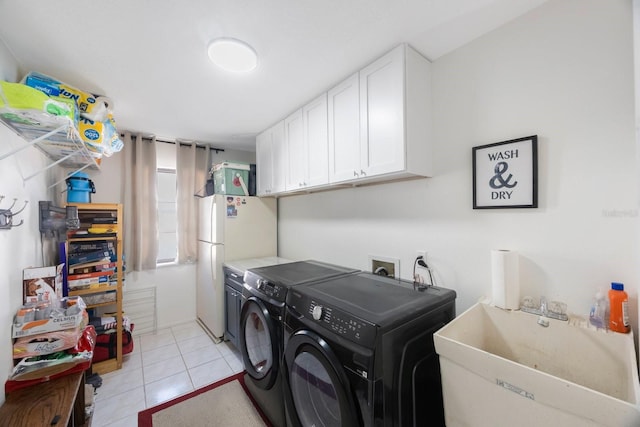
[353,171,359,177]
[360,169,366,176]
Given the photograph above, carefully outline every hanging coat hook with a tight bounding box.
[0,199,28,230]
[6,198,17,210]
[11,200,28,216]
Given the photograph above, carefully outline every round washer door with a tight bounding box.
[239,296,280,389]
[284,330,359,427]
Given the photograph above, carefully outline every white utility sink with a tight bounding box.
[434,301,640,427]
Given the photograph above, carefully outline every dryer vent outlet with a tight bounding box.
[370,258,397,278]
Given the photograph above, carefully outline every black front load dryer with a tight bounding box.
[239,260,358,427]
[283,273,456,426]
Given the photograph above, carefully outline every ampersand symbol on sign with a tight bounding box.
[489,161,517,189]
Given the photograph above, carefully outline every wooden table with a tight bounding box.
[0,371,87,427]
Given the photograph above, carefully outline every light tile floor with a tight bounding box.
[90,321,243,427]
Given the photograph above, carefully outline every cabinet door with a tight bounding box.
[328,73,360,183]
[234,292,242,345]
[304,93,329,187]
[255,129,272,196]
[224,284,238,346]
[271,121,286,194]
[285,109,306,190]
[359,45,405,177]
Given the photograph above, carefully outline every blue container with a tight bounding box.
[66,172,95,203]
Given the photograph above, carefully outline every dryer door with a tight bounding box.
[239,296,280,389]
[283,330,361,427]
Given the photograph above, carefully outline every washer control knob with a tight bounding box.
[312,305,323,321]
[257,279,266,290]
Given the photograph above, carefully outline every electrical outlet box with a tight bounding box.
[369,255,399,278]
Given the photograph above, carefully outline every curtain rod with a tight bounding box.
[148,137,225,153]
[121,133,225,153]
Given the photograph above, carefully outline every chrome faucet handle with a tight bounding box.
[548,300,566,315]
[521,296,536,309]
[540,298,569,321]
[520,296,541,315]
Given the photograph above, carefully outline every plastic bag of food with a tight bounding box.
[13,325,86,358]
[8,325,96,382]
[0,80,76,125]
[78,113,123,157]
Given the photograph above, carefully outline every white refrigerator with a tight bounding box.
[197,194,277,341]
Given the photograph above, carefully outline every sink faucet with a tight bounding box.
[540,296,548,316]
[520,296,568,321]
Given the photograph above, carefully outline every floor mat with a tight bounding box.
[138,372,271,427]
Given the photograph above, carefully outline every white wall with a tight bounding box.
[0,41,56,404]
[278,0,639,332]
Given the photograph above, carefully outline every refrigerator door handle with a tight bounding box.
[210,248,216,281]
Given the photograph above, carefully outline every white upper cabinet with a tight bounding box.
[328,73,360,183]
[256,120,286,196]
[303,93,329,188]
[285,108,305,191]
[359,45,406,178]
[271,121,286,194]
[329,44,432,185]
[286,94,329,191]
[257,44,431,196]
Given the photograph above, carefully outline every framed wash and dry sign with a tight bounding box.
[472,135,538,209]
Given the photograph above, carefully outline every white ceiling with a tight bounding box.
[0,0,548,151]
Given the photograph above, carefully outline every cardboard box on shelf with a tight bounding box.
[12,308,87,338]
[23,264,64,306]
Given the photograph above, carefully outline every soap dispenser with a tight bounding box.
[589,290,608,329]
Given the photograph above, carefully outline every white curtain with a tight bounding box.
[123,132,158,271]
[176,142,209,263]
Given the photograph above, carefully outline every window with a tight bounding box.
[157,168,177,264]
[155,140,211,265]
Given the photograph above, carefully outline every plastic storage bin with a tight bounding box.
[66,172,95,203]
[213,162,249,196]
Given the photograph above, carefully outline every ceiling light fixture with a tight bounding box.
[207,38,258,73]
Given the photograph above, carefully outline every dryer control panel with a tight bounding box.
[289,292,376,347]
[244,271,287,301]
[256,278,286,300]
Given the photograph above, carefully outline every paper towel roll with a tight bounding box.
[491,249,520,310]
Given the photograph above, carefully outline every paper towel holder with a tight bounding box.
[491,249,520,310]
